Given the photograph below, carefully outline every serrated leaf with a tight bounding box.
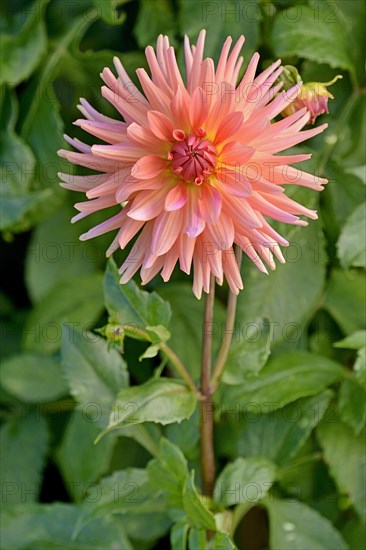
[24,273,104,354]
[61,328,128,427]
[214,457,276,507]
[183,471,216,530]
[338,378,366,435]
[217,392,333,467]
[89,467,164,515]
[0,3,48,86]
[0,353,68,403]
[221,352,343,412]
[338,203,366,268]
[178,0,259,62]
[55,411,115,502]
[0,415,48,505]
[272,5,354,77]
[324,269,366,334]
[0,503,132,549]
[106,378,198,431]
[265,497,347,550]
[236,223,326,344]
[104,260,171,330]
[223,319,272,384]
[317,419,366,519]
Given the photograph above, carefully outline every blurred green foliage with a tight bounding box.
[0,0,365,549]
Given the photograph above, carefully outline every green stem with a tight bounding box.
[121,324,200,397]
[211,247,242,390]
[200,276,216,498]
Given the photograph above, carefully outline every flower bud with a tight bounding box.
[280,66,342,124]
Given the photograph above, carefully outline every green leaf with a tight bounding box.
[178,0,259,62]
[0,2,48,86]
[166,407,200,460]
[217,392,332,467]
[338,378,366,435]
[0,190,59,234]
[236,223,326,344]
[171,522,190,550]
[89,467,164,515]
[317,419,366,520]
[342,518,366,550]
[188,528,207,550]
[55,411,115,502]
[354,347,366,386]
[272,5,354,79]
[338,203,366,268]
[324,269,366,334]
[106,378,198,431]
[25,204,108,303]
[221,352,343,412]
[24,273,104,354]
[214,457,276,507]
[158,283,226,379]
[213,532,237,550]
[223,319,272,384]
[334,331,366,350]
[135,0,176,48]
[0,503,132,549]
[183,471,216,530]
[104,260,171,329]
[61,328,128,427]
[265,497,347,550]
[148,438,189,520]
[92,0,129,25]
[0,415,48,505]
[0,353,68,403]
[327,167,365,235]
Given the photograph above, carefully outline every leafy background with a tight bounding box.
[0,0,365,548]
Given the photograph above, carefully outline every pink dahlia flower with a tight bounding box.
[58,30,328,299]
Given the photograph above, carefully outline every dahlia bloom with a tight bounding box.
[58,30,328,299]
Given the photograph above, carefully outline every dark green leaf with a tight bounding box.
[171,522,190,550]
[61,328,128,427]
[317,419,366,519]
[236,223,326,344]
[272,5,354,78]
[0,416,48,505]
[338,378,366,435]
[338,203,366,268]
[265,497,347,550]
[0,2,47,86]
[135,0,176,48]
[178,0,259,62]
[104,260,171,329]
[106,378,198,431]
[223,319,272,384]
[183,471,216,530]
[0,503,132,549]
[214,457,276,506]
[24,273,104,354]
[217,391,333,466]
[324,269,366,334]
[92,0,128,25]
[55,411,115,502]
[221,352,343,412]
[0,353,68,403]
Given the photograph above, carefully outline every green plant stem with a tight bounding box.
[200,275,216,498]
[121,324,199,397]
[211,247,243,390]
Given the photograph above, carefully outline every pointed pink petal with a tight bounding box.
[132,155,167,179]
[165,184,188,211]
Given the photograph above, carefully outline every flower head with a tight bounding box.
[58,30,328,299]
[280,66,342,124]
